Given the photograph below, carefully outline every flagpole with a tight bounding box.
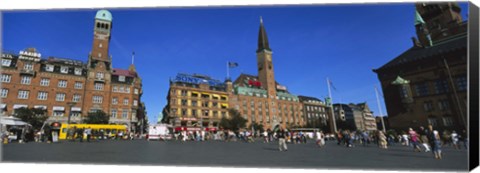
[375,86,386,133]
[327,77,337,133]
[226,61,230,80]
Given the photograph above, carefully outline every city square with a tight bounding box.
[1,1,475,172]
[2,139,469,171]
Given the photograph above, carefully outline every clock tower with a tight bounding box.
[84,10,114,114]
[256,17,276,98]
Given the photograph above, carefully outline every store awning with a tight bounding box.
[221,103,228,108]
[212,94,220,98]
[191,91,200,95]
[0,116,30,126]
[13,104,28,109]
[34,105,47,110]
[53,106,65,111]
[71,107,82,111]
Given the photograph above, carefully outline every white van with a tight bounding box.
[147,124,172,141]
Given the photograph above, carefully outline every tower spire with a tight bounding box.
[257,16,271,53]
[132,51,135,65]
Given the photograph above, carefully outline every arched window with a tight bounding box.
[97,22,100,28]
[106,24,109,29]
[101,23,105,29]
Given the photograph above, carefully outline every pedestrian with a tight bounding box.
[460,129,468,149]
[408,128,421,152]
[277,128,288,151]
[336,130,343,145]
[78,128,84,142]
[419,126,431,152]
[402,132,409,146]
[451,130,459,149]
[378,131,387,149]
[263,130,269,143]
[432,130,442,159]
[86,127,92,142]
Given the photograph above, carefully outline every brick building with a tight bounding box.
[373,3,467,131]
[0,10,144,130]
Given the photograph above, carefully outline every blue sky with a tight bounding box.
[2,3,469,123]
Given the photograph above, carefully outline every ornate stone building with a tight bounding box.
[373,3,467,131]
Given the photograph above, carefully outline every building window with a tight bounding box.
[20,76,32,85]
[111,110,117,118]
[442,117,454,126]
[123,98,129,105]
[203,110,209,116]
[427,117,438,127]
[56,93,66,102]
[98,53,102,58]
[60,66,68,74]
[72,94,81,102]
[112,97,118,104]
[96,72,104,79]
[192,101,197,107]
[122,109,128,119]
[133,100,138,106]
[181,109,187,116]
[58,80,67,88]
[438,100,449,111]
[94,83,104,90]
[24,63,33,70]
[1,74,11,83]
[181,90,187,96]
[434,79,449,94]
[74,68,82,75]
[119,86,125,93]
[53,111,64,117]
[2,59,12,66]
[37,91,48,100]
[93,96,103,103]
[192,109,197,116]
[134,88,139,94]
[456,75,467,91]
[221,111,226,118]
[399,85,410,98]
[126,87,130,93]
[118,75,125,82]
[46,64,54,72]
[17,90,29,99]
[40,78,50,86]
[1,89,8,98]
[113,86,118,92]
[74,82,83,89]
[423,101,434,112]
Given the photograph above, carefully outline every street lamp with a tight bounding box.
[67,102,76,125]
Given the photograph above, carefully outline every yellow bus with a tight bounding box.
[59,124,128,140]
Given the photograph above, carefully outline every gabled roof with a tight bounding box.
[112,68,137,77]
[298,95,322,102]
[374,34,466,72]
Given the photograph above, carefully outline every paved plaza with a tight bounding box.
[1,139,468,171]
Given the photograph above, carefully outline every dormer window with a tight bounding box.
[74,68,82,75]
[119,75,125,82]
[2,59,12,67]
[46,65,54,72]
[96,72,104,79]
[60,66,68,74]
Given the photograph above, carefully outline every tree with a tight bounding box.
[84,110,109,124]
[14,107,48,130]
[219,109,247,132]
[249,122,264,132]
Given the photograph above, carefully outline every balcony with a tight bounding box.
[20,69,35,76]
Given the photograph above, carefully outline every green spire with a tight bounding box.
[414,10,425,25]
[391,76,410,85]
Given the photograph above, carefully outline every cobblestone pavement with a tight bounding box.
[1,139,469,171]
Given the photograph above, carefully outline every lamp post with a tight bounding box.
[67,102,76,125]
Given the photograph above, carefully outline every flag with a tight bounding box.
[228,62,239,68]
[329,79,337,91]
